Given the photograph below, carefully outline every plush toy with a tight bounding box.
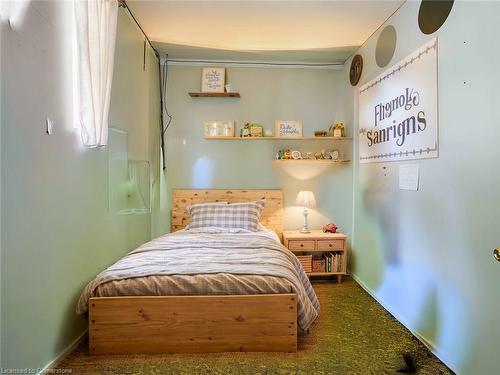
[328,150,340,160]
[241,123,251,137]
[276,149,285,159]
[322,223,338,233]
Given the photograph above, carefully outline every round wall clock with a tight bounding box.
[349,54,363,86]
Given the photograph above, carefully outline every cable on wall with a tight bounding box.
[120,0,170,170]
[161,56,173,145]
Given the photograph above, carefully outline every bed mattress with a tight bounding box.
[76,229,319,330]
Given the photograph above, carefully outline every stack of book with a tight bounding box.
[323,252,344,273]
[296,255,312,273]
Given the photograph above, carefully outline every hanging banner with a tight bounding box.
[358,38,438,163]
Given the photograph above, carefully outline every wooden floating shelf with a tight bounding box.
[272,159,350,164]
[189,92,240,98]
[204,136,352,141]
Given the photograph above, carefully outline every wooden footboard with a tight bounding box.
[89,294,297,355]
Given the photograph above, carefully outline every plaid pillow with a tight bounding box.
[186,200,266,232]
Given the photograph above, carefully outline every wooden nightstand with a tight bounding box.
[283,230,347,283]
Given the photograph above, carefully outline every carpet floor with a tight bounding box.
[58,278,452,374]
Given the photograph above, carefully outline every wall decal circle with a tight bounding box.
[418,0,454,35]
[375,25,397,68]
[349,55,363,86]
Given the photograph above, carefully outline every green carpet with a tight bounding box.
[58,278,452,374]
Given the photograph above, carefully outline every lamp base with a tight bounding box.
[300,207,310,233]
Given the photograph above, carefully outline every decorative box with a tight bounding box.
[296,255,312,273]
[312,258,326,273]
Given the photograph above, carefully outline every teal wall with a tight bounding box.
[346,1,500,373]
[0,2,159,370]
[2,1,498,374]
[164,65,353,234]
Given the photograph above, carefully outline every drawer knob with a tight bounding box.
[329,244,332,247]
[300,244,304,247]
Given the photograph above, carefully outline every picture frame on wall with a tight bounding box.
[201,67,226,93]
[204,120,235,138]
[275,120,303,138]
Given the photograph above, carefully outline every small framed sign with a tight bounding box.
[249,124,263,137]
[204,120,235,138]
[275,120,303,138]
[201,67,225,93]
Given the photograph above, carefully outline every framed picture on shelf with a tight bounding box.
[330,122,345,137]
[204,120,235,138]
[250,124,263,137]
[201,67,225,93]
[275,120,303,138]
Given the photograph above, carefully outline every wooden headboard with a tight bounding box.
[171,189,283,238]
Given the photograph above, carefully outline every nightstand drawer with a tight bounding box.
[317,239,345,251]
[288,240,315,250]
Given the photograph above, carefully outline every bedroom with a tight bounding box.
[1,0,499,374]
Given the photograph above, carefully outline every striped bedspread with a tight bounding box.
[76,229,320,330]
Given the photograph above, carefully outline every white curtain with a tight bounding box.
[74,0,118,147]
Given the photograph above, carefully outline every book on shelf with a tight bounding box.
[319,252,344,273]
[312,257,326,273]
[295,250,344,274]
[323,252,332,272]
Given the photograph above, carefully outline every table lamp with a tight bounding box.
[296,191,316,233]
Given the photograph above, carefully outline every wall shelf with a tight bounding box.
[273,159,350,164]
[204,136,352,141]
[189,92,240,98]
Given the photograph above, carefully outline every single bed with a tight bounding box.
[78,189,319,355]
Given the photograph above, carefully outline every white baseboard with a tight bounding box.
[350,273,457,374]
[38,329,88,375]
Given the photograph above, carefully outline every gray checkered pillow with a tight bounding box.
[186,200,266,231]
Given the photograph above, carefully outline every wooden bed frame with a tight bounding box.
[89,189,297,355]
[171,189,284,239]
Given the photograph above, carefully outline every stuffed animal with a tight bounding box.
[241,123,251,137]
[276,149,285,159]
[322,223,338,233]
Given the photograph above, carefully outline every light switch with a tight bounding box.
[399,164,419,191]
[46,117,54,135]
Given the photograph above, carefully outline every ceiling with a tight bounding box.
[127,0,404,64]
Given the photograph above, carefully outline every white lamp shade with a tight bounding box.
[296,191,316,208]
